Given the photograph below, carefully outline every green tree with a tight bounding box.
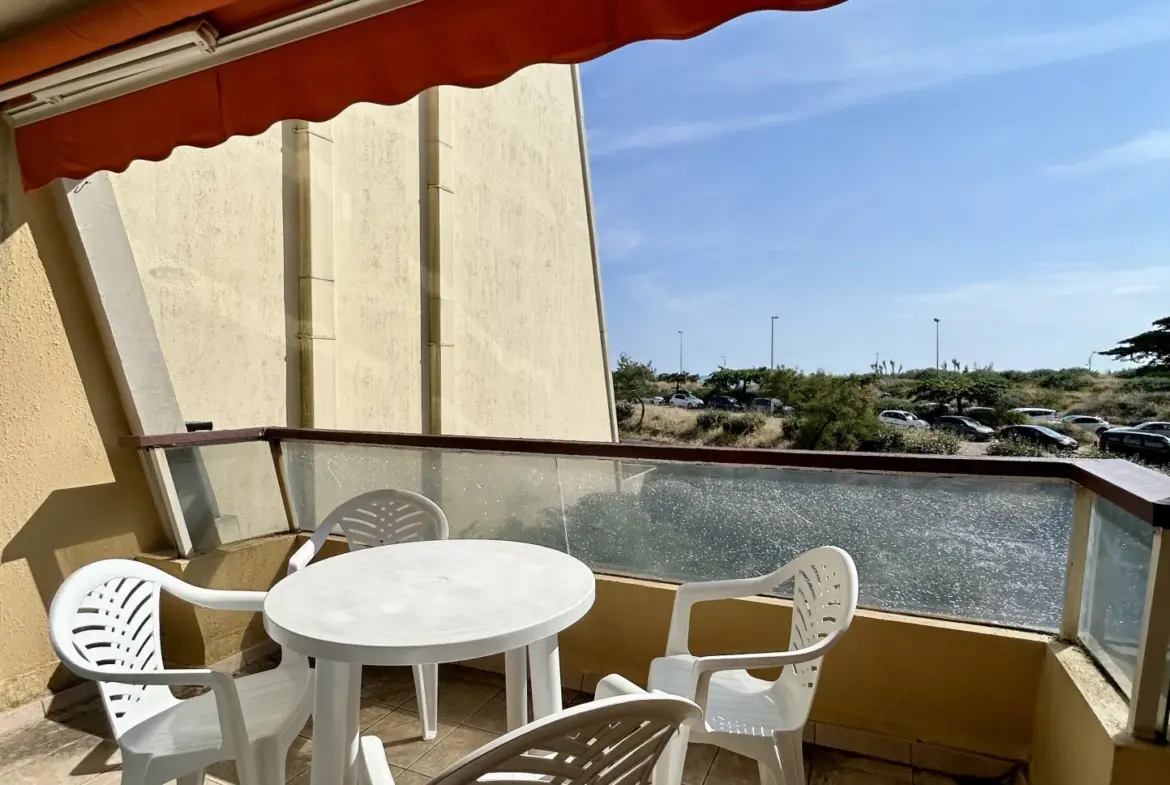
[912,371,1007,414]
[759,366,807,405]
[1101,317,1170,371]
[611,354,656,426]
[788,374,879,450]
[656,372,700,385]
[706,366,768,394]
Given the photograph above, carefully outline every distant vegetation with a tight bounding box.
[611,317,1170,473]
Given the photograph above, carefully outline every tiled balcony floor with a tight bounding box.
[1,664,991,785]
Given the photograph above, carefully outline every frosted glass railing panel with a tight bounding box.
[1079,496,1154,695]
[165,442,288,549]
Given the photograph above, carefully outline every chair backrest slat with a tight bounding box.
[425,694,699,785]
[322,489,449,550]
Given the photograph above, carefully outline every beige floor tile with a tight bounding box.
[810,760,908,785]
[704,749,759,785]
[912,773,959,785]
[363,667,420,706]
[208,736,313,784]
[462,693,511,735]
[300,699,397,740]
[3,736,119,784]
[0,715,97,775]
[410,726,500,777]
[819,751,912,783]
[683,743,719,785]
[442,665,505,689]
[460,686,591,736]
[83,772,124,785]
[400,678,500,724]
[366,709,457,770]
[398,770,437,785]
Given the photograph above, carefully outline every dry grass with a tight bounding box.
[620,406,787,448]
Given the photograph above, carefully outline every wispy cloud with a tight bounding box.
[899,264,1169,311]
[621,272,742,314]
[590,8,1170,156]
[600,228,647,260]
[1046,129,1170,175]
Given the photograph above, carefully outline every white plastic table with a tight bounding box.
[263,539,596,785]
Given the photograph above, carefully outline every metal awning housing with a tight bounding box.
[1,0,844,190]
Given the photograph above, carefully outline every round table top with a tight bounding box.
[263,540,596,665]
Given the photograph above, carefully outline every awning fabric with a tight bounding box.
[7,0,844,190]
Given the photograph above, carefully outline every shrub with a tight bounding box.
[721,412,765,437]
[866,427,961,455]
[966,408,1028,427]
[1045,422,1096,446]
[873,397,915,414]
[1121,376,1170,394]
[614,401,635,423]
[695,410,729,431]
[987,437,1050,457]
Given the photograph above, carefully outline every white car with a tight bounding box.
[1011,407,1059,423]
[1059,414,1114,434]
[879,410,928,430]
[668,392,704,409]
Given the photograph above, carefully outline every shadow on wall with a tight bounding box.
[0,149,173,710]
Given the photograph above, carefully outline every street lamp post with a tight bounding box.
[770,316,778,369]
[678,330,684,391]
[933,318,941,370]
[1087,351,1097,371]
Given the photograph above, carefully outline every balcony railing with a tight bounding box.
[124,426,1170,740]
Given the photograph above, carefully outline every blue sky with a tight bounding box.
[581,0,1170,376]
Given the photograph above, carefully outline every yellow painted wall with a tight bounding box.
[446,65,611,441]
[1030,643,1170,785]
[0,130,166,711]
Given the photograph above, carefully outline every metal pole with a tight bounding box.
[1087,351,1096,371]
[770,316,778,369]
[933,318,940,369]
[678,330,683,390]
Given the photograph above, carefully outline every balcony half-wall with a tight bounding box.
[125,427,1170,785]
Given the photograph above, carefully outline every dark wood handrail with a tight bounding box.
[121,426,1170,528]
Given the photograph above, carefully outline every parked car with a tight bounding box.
[708,394,745,411]
[878,410,928,430]
[650,396,666,406]
[998,425,1078,451]
[668,391,704,409]
[1098,429,1170,462]
[934,415,995,440]
[1010,407,1059,423]
[750,398,792,415]
[1059,414,1115,434]
[1129,421,1170,435]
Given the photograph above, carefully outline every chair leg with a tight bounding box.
[119,754,148,785]
[653,722,689,785]
[775,732,806,785]
[412,663,439,741]
[176,768,206,785]
[758,760,778,785]
[255,738,287,785]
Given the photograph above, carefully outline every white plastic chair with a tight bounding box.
[647,547,858,785]
[287,488,450,739]
[49,558,313,785]
[357,674,700,785]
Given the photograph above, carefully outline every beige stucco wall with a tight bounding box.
[332,101,424,435]
[0,130,166,711]
[445,65,611,441]
[111,130,290,543]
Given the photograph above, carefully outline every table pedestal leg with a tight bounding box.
[529,634,562,720]
[504,647,528,731]
[312,660,363,785]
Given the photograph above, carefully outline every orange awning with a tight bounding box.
[5,0,844,190]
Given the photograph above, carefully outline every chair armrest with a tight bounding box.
[166,583,267,612]
[593,674,646,700]
[287,523,336,575]
[687,640,836,710]
[665,576,777,656]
